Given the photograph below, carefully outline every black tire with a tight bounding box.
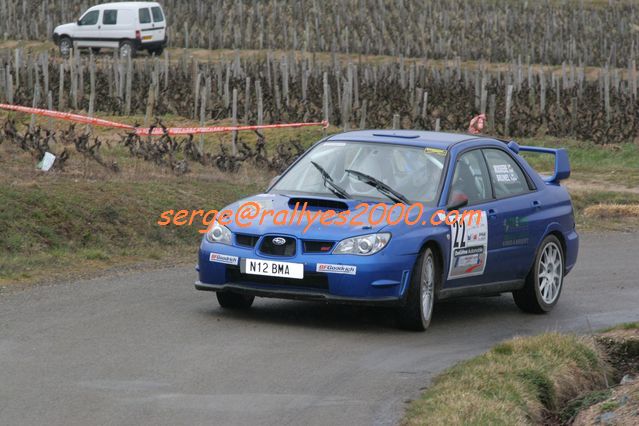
[58,36,72,57]
[513,235,564,313]
[91,47,101,54]
[397,247,439,331]
[148,47,164,56]
[216,292,254,309]
[119,40,137,58]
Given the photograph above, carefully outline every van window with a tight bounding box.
[139,8,151,24]
[79,10,99,26]
[103,10,118,25]
[151,6,164,22]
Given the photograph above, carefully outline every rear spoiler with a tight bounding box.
[506,141,570,184]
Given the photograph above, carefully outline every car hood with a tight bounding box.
[222,193,415,240]
[54,23,76,34]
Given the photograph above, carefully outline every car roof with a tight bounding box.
[325,129,487,150]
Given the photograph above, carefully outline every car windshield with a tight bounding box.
[271,141,447,205]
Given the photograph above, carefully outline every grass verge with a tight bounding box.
[404,324,639,425]
[403,333,609,425]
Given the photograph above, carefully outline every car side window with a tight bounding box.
[151,6,164,22]
[103,10,118,25]
[79,10,99,26]
[483,149,530,198]
[448,150,492,205]
[139,8,151,24]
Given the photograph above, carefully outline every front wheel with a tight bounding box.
[513,235,564,313]
[397,247,438,331]
[216,292,254,309]
[58,37,72,57]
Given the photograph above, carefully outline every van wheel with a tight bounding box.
[119,41,136,58]
[59,37,72,57]
[90,48,101,54]
[148,47,164,57]
[513,235,564,313]
[216,292,254,309]
[397,247,438,331]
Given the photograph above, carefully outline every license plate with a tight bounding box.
[241,258,304,279]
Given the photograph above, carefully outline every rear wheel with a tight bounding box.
[397,247,438,331]
[216,292,254,310]
[119,40,136,58]
[58,37,72,57]
[148,47,164,57]
[90,47,101,54]
[513,235,564,313]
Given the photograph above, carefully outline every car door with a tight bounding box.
[74,8,101,48]
[442,148,495,288]
[480,147,540,282]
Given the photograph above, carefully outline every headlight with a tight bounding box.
[206,221,232,244]
[333,233,391,255]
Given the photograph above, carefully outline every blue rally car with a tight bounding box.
[196,130,578,330]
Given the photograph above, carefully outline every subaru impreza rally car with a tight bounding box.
[196,130,578,330]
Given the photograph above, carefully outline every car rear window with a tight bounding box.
[151,6,164,22]
[139,8,151,24]
[103,9,117,25]
[483,149,531,198]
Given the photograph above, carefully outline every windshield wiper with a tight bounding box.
[311,161,350,199]
[345,169,410,204]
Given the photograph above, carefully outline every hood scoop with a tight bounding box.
[287,197,349,211]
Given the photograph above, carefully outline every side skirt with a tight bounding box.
[437,279,525,300]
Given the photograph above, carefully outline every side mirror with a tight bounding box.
[446,192,469,211]
[77,20,82,25]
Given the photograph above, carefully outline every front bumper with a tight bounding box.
[196,239,416,305]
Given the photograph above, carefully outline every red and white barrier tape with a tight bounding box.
[0,103,136,130]
[0,103,329,136]
[135,121,329,136]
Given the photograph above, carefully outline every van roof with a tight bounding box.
[89,2,161,9]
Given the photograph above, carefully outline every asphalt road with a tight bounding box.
[1,233,638,426]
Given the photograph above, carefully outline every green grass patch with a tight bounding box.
[519,136,639,188]
[0,177,259,284]
[600,322,639,333]
[559,389,613,423]
[403,333,609,425]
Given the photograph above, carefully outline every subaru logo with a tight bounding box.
[272,237,286,246]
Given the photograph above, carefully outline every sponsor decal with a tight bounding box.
[316,263,357,275]
[448,211,488,279]
[424,147,447,156]
[209,252,239,265]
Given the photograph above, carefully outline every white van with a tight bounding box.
[53,2,167,58]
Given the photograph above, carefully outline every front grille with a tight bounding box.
[236,233,259,247]
[226,266,328,290]
[259,236,296,256]
[303,240,334,253]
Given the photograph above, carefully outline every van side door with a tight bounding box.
[97,9,122,50]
